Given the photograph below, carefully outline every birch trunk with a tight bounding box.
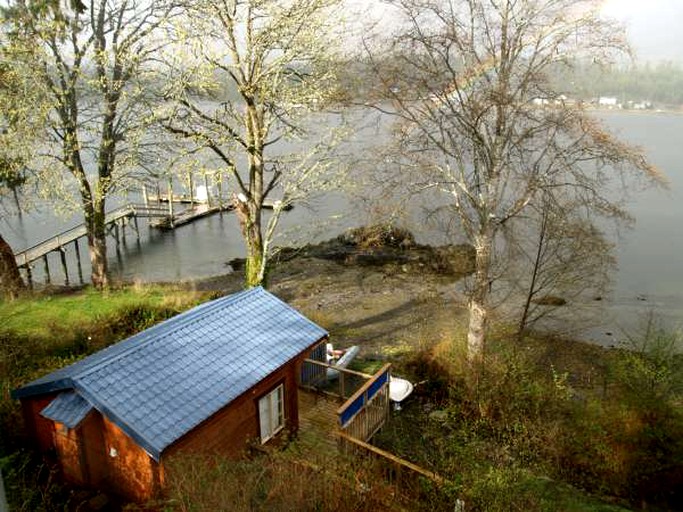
[467,229,493,364]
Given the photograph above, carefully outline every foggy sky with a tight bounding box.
[345,0,683,65]
[602,0,683,63]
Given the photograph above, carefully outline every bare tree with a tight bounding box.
[511,193,617,335]
[161,0,344,288]
[366,0,663,363]
[4,0,179,288]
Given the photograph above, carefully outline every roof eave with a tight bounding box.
[11,378,74,400]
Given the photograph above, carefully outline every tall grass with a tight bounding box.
[375,328,683,511]
[163,451,401,512]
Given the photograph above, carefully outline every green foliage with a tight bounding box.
[375,330,683,511]
[0,285,203,339]
[0,451,65,512]
[550,60,683,106]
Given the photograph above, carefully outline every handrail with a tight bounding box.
[337,431,445,485]
[15,203,168,256]
[336,363,391,417]
[303,358,373,379]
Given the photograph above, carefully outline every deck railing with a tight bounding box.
[337,431,445,490]
[336,363,391,442]
[300,358,372,400]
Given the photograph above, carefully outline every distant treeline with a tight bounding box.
[338,57,683,108]
[550,61,683,106]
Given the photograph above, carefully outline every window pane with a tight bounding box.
[259,395,270,441]
[259,384,285,443]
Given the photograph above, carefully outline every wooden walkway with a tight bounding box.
[149,203,234,230]
[13,204,169,274]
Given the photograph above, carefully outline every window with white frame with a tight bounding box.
[258,384,284,443]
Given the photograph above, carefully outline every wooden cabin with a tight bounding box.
[12,287,328,502]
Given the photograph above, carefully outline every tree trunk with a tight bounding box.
[85,200,109,289]
[518,208,549,336]
[0,232,25,300]
[467,229,493,364]
[233,194,266,288]
[245,228,265,288]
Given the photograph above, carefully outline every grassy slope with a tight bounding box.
[0,285,192,339]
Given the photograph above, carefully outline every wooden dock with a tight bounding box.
[13,204,169,287]
[149,203,234,230]
[13,192,292,287]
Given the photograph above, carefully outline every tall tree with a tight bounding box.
[4,0,179,288]
[367,0,663,363]
[162,0,344,288]
[0,30,48,299]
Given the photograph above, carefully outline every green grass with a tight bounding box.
[0,285,193,339]
[373,329,683,511]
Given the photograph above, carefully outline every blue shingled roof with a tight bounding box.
[41,391,93,429]
[13,287,328,460]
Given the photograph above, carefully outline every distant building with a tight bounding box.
[598,96,619,108]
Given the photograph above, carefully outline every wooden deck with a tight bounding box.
[292,389,342,460]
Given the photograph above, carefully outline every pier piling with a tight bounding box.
[59,248,69,286]
[74,240,84,284]
[43,254,51,285]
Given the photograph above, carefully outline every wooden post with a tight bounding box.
[156,181,161,205]
[142,184,149,207]
[60,248,69,286]
[189,171,195,207]
[43,254,51,284]
[133,215,140,241]
[168,176,174,227]
[74,240,84,284]
[25,265,33,290]
[121,218,127,244]
[204,172,211,207]
[216,172,223,208]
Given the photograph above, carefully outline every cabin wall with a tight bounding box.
[20,395,58,453]
[99,415,162,502]
[21,396,160,502]
[166,357,305,461]
[53,421,85,484]
[51,412,109,488]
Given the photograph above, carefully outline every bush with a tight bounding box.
[338,224,415,249]
[377,331,683,510]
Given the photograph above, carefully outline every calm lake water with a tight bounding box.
[3,111,682,347]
